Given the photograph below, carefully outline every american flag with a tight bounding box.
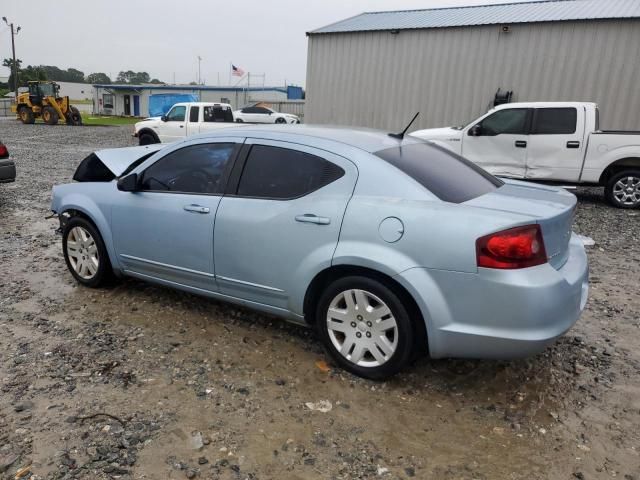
[231,64,245,77]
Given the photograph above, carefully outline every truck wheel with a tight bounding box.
[42,106,59,125]
[139,132,158,145]
[605,169,640,209]
[19,107,35,124]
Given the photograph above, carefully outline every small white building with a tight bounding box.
[92,84,303,117]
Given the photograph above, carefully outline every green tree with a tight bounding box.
[86,72,111,84]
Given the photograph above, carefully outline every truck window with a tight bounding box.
[476,109,529,136]
[166,106,186,122]
[189,106,200,123]
[532,108,577,134]
[204,106,233,123]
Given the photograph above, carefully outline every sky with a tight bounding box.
[1,0,528,87]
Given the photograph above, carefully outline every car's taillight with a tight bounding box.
[476,224,547,269]
[0,144,8,158]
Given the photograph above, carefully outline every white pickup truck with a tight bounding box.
[134,102,240,145]
[411,102,640,208]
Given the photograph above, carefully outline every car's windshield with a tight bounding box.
[374,142,502,203]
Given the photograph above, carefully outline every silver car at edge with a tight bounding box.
[51,125,589,379]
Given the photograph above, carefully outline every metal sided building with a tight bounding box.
[92,84,303,117]
[305,0,640,131]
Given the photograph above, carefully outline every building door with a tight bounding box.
[133,95,140,116]
[123,95,131,116]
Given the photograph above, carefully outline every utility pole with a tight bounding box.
[2,17,21,102]
[197,56,202,85]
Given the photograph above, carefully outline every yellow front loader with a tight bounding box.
[11,81,83,126]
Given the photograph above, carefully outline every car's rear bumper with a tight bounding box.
[396,233,589,359]
[0,158,16,183]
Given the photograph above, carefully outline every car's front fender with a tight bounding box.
[51,184,120,271]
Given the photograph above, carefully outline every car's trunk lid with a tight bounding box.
[465,179,576,269]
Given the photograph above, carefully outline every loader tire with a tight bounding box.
[70,106,83,126]
[42,106,59,125]
[19,107,35,124]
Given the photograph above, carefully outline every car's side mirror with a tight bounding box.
[268,111,273,115]
[161,115,167,122]
[117,173,139,192]
[468,124,482,136]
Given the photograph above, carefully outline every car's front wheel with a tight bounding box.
[316,276,414,380]
[62,216,113,287]
[275,117,287,124]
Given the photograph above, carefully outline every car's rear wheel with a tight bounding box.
[605,169,640,209]
[235,118,244,123]
[62,217,113,287]
[315,276,414,379]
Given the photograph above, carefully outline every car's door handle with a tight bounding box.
[183,204,210,214]
[515,140,527,148]
[179,125,184,128]
[295,214,331,225]
[566,141,580,149]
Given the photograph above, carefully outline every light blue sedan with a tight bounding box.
[51,126,589,379]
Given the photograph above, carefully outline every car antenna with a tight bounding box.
[388,112,420,139]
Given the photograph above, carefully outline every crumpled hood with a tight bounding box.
[94,144,165,176]
[410,127,462,141]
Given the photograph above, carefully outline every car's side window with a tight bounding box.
[189,106,199,123]
[531,108,577,134]
[140,143,236,194]
[236,145,344,199]
[166,106,186,122]
[241,107,253,114]
[255,107,270,114]
[477,108,529,136]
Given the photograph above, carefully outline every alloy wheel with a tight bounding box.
[66,226,99,279]
[326,289,398,367]
[613,175,640,206]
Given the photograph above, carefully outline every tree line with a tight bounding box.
[1,59,164,87]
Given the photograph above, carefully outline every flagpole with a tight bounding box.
[228,62,231,86]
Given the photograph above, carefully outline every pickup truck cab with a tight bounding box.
[412,102,640,208]
[134,102,240,145]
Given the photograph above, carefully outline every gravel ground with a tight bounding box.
[0,120,639,480]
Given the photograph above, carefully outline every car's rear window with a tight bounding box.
[374,142,503,203]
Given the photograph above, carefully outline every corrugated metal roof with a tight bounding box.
[310,0,640,34]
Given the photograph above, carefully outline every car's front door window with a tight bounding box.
[166,105,186,122]
[477,108,529,136]
[140,143,236,194]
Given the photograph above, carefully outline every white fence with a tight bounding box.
[0,99,13,117]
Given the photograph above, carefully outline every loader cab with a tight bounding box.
[28,82,59,105]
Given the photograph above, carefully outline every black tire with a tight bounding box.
[62,216,113,288]
[19,107,35,124]
[235,118,244,123]
[275,117,286,124]
[139,132,158,145]
[42,106,59,125]
[315,276,414,380]
[70,106,83,126]
[604,169,640,209]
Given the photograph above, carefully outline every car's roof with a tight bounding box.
[189,124,424,153]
